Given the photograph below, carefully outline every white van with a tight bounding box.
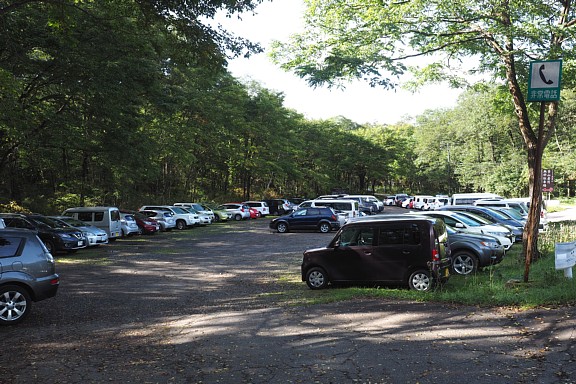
[299,199,360,220]
[62,206,122,240]
[451,193,502,206]
[413,195,434,210]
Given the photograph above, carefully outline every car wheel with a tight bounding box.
[137,227,143,235]
[306,267,328,290]
[234,214,242,221]
[276,222,289,233]
[0,285,31,325]
[176,220,186,230]
[44,240,55,254]
[408,269,434,291]
[213,214,220,222]
[318,222,331,233]
[452,252,478,275]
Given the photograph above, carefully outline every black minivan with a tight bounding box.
[301,216,451,291]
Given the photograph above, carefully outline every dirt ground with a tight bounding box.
[3,217,576,384]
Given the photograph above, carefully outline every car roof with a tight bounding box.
[347,214,437,224]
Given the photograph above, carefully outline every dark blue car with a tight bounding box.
[269,207,340,233]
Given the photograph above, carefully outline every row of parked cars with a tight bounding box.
[0,198,310,325]
[270,195,550,293]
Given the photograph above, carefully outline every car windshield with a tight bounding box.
[31,216,68,228]
[457,212,493,225]
[483,208,509,220]
[499,208,524,220]
[133,212,148,220]
[171,207,187,214]
[450,213,483,227]
[60,217,88,227]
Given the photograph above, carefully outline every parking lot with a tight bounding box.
[4,217,576,383]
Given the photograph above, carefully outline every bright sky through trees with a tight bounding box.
[218,0,463,124]
[218,0,461,124]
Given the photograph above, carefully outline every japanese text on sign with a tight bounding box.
[542,169,554,192]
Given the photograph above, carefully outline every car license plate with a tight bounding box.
[444,268,450,277]
[78,241,83,247]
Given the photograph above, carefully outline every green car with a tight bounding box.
[201,204,231,222]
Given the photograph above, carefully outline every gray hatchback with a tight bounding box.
[0,228,59,325]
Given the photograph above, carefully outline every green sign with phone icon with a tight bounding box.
[528,60,562,102]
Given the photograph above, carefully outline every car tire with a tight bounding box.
[276,222,289,233]
[452,252,478,275]
[408,269,434,291]
[318,222,331,233]
[213,214,220,223]
[305,267,328,290]
[176,220,186,230]
[137,227,143,235]
[0,285,31,325]
[44,240,55,254]
[234,214,242,221]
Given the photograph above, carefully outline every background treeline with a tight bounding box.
[2,1,576,214]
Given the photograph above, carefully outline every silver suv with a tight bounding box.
[0,228,59,325]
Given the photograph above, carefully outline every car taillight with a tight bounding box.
[331,215,337,221]
[431,248,440,262]
[50,277,60,285]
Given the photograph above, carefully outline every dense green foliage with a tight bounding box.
[2,1,576,215]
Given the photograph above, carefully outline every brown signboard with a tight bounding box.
[542,169,554,192]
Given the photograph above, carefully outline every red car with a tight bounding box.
[247,207,260,219]
[233,204,259,219]
[120,210,160,234]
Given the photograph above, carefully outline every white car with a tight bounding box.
[173,202,215,222]
[139,210,177,231]
[385,196,396,206]
[138,205,200,230]
[242,201,270,217]
[412,211,514,250]
[218,203,251,221]
[120,213,140,237]
[180,206,212,225]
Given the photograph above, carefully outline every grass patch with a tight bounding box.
[56,247,113,266]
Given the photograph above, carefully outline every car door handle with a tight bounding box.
[402,250,411,255]
[364,251,372,256]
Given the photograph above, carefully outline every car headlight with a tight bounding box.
[487,231,509,238]
[480,240,500,248]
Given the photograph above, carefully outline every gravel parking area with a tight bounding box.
[4,217,576,383]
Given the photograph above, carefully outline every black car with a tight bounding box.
[301,215,451,291]
[446,226,505,275]
[0,213,86,254]
[264,199,297,216]
[269,207,341,233]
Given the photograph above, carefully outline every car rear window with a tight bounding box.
[0,236,24,257]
